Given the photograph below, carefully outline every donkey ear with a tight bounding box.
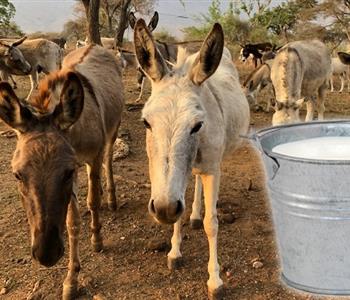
[0,82,32,132]
[190,23,224,86]
[11,36,27,47]
[54,72,84,130]
[129,12,136,29]
[134,19,168,82]
[148,11,159,32]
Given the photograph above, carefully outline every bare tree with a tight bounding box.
[318,0,350,41]
[114,0,131,47]
[81,0,102,44]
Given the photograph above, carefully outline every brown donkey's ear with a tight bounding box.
[11,36,27,47]
[134,19,168,82]
[190,23,224,86]
[54,72,84,130]
[0,82,32,132]
[148,11,159,32]
[129,12,136,29]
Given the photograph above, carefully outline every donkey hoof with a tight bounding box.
[167,257,183,271]
[108,201,117,211]
[92,240,103,252]
[208,286,225,300]
[190,219,203,230]
[62,283,77,300]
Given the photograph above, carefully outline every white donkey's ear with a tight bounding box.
[190,23,224,86]
[133,19,168,82]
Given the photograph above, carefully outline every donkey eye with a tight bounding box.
[63,169,75,182]
[13,171,23,181]
[190,122,203,134]
[143,119,151,130]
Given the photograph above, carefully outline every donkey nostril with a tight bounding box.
[175,200,183,215]
[149,199,156,214]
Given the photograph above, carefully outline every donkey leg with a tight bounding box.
[9,75,17,89]
[63,187,81,300]
[103,127,119,211]
[190,175,203,229]
[136,77,145,102]
[317,85,327,120]
[339,74,345,92]
[305,99,315,122]
[86,156,104,252]
[167,218,183,270]
[27,71,38,99]
[201,172,224,300]
[330,77,334,92]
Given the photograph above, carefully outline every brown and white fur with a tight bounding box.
[270,40,331,125]
[330,56,349,92]
[134,20,250,299]
[243,61,273,112]
[0,44,124,299]
[1,38,62,98]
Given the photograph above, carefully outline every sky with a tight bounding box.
[11,0,216,37]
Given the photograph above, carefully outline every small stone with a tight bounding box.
[252,261,263,269]
[120,236,125,240]
[0,287,7,295]
[225,271,232,278]
[113,138,130,161]
[221,213,236,224]
[146,239,169,252]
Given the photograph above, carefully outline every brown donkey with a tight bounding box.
[0,44,124,299]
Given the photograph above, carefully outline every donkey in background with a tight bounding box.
[133,19,249,299]
[270,40,331,125]
[0,44,124,299]
[0,36,32,88]
[239,42,275,68]
[129,11,178,102]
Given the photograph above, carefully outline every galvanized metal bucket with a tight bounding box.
[251,120,350,295]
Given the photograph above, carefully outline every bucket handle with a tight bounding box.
[243,133,280,180]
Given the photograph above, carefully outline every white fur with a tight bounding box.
[142,46,250,294]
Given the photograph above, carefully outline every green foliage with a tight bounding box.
[182,0,249,43]
[0,0,15,26]
[252,0,317,37]
[153,28,177,43]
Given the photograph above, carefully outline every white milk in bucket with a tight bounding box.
[272,136,350,160]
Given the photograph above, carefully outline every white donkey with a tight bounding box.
[330,56,349,92]
[133,20,250,299]
[270,40,331,125]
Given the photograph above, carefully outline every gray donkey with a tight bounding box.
[129,11,178,101]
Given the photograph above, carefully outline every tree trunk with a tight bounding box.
[81,0,102,45]
[107,14,113,35]
[114,0,131,47]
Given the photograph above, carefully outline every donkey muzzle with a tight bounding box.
[148,199,184,224]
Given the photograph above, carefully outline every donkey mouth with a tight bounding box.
[31,229,65,267]
[32,243,65,267]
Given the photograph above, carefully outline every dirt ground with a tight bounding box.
[0,57,350,300]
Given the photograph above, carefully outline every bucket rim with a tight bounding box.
[253,119,350,165]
